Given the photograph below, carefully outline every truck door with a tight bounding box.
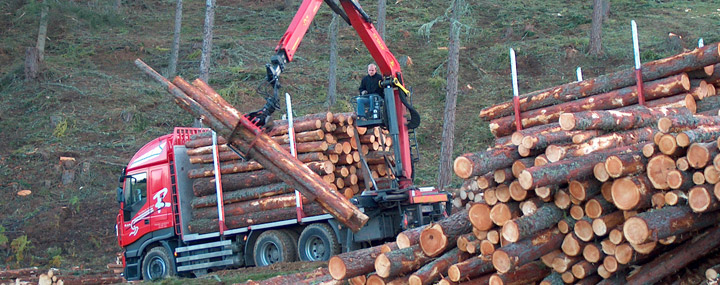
[121,171,152,245]
[147,166,173,230]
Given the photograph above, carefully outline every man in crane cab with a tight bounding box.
[356,63,383,120]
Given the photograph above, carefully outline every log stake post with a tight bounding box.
[632,20,646,106]
[576,67,583,82]
[510,48,522,131]
[211,131,227,234]
[286,92,305,221]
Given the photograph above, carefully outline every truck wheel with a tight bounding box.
[298,223,340,261]
[141,247,176,281]
[253,230,297,266]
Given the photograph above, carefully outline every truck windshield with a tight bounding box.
[124,172,148,206]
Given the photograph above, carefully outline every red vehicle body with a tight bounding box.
[117,0,448,281]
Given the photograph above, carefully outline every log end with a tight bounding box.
[545,145,563,163]
[689,186,712,212]
[328,256,347,280]
[584,199,602,219]
[594,162,610,182]
[591,218,608,236]
[408,275,422,285]
[568,180,586,201]
[657,117,672,133]
[521,135,537,149]
[582,244,602,264]
[561,233,581,257]
[492,250,512,273]
[511,131,525,146]
[558,113,576,131]
[611,177,640,211]
[419,227,447,257]
[469,203,494,231]
[374,253,391,278]
[518,170,534,190]
[501,221,520,243]
[622,216,650,245]
[574,220,593,242]
[448,264,461,282]
[642,143,656,158]
[685,94,697,113]
[688,143,710,169]
[454,156,473,179]
[605,156,624,178]
[676,133,691,148]
[681,73,691,90]
[667,170,683,190]
[658,134,678,155]
[396,233,411,249]
[488,274,503,285]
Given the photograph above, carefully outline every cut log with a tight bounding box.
[508,181,529,201]
[494,168,514,184]
[688,184,719,212]
[604,152,647,178]
[568,179,602,202]
[657,113,720,133]
[468,203,494,231]
[396,225,426,249]
[329,243,394,280]
[667,169,694,190]
[419,209,473,257]
[502,204,563,243]
[646,154,677,189]
[601,239,617,255]
[488,261,549,285]
[408,248,470,285]
[456,233,476,252]
[491,228,564,273]
[688,142,720,168]
[643,93,696,113]
[479,43,720,121]
[375,244,432,278]
[557,216,576,234]
[642,143,658,158]
[705,165,720,184]
[519,197,544,216]
[664,189,687,206]
[626,226,720,285]
[553,189,571,210]
[560,106,689,131]
[510,123,563,146]
[592,211,624,237]
[573,218,594,242]
[561,232,587,257]
[594,162,611,182]
[582,242,605,263]
[572,260,598,279]
[545,128,653,163]
[610,175,657,211]
[0,267,39,279]
[192,183,293,208]
[676,156,690,171]
[490,202,520,227]
[676,125,720,147]
[552,253,582,273]
[188,203,325,233]
[585,197,616,219]
[521,129,589,150]
[569,205,584,220]
[609,228,624,245]
[495,184,511,203]
[454,145,523,179]
[447,254,494,282]
[657,133,684,156]
[489,74,690,137]
[622,204,720,244]
[535,185,558,200]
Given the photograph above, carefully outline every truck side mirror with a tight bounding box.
[116,187,124,204]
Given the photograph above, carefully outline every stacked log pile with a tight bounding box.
[0,267,124,285]
[441,43,720,283]
[182,112,396,234]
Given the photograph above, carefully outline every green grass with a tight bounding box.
[0,0,718,274]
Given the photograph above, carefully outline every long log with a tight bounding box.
[657,113,720,133]
[192,193,309,219]
[419,208,473,257]
[191,183,294,208]
[492,228,564,273]
[375,244,432,279]
[479,43,720,121]
[622,204,720,244]
[408,248,470,285]
[626,226,720,285]
[0,267,39,279]
[644,93,696,112]
[447,254,495,282]
[329,243,394,280]
[545,127,654,163]
[501,204,563,243]
[489,74,690,137]
[188,203,325,233]
[559,106,690,131]
[136,60,367,231]
[676,124,720,147]
[188,152,326,178]
[510,123,563,145]
[519,144,642,190]
[488,261,550,285]
[454,145,523,179]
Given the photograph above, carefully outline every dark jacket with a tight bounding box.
[359,73,383,95]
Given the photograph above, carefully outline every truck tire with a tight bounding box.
[141,246,176,281]
[297,223,341,261]
[253,230,297,266]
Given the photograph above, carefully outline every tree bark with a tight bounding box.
[447,254,494,282]
[560,106,689,131]
[501,204,563,243]
[591,210,624,237]
[36,0,49,62]
[199,0,215,82]
[24,47,40,80]
[588,0,604,55]
[396,225,426,249]
[604,151,647,178]
[623,205,720,244]
[479,43,720,121]
[492,228,564,273]
[375,244,432,278]
[488,73,689,137]
[167,0,182,78]
[545,127,654,163]
[377,0,387,41]
[488,261,550,285]
[329,243,394,280]
[437,0,462,190]
[409,247,470,285]
[454,145,523,179]
[626,226,720,285]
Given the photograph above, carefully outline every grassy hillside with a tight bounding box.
[0,0,718,271]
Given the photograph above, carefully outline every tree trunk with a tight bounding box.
[24,47,40,80]
[168,0,182,78]
[192,193,309,219]
[501,204,563,243]
[626,226,720,285]
[329,243,393,280]
[419,208,472,257]
[437,0,462,190]
[375,244,432,279]
[191,183,293,208]
[136,61,368,231]
[545,127,653,162]
[479,43,720,121]
[199,0,215,82]
[326,13,338,107]
[36,0,49,62]
[588,0,604,55]
[658,113,720,133]
[623,205,720,244]
[492,228,564,273]
[377,0,386,41]
[409,248,469,285]
[447,254,494,282]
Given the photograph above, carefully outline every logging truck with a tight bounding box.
[117,0,450,281]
